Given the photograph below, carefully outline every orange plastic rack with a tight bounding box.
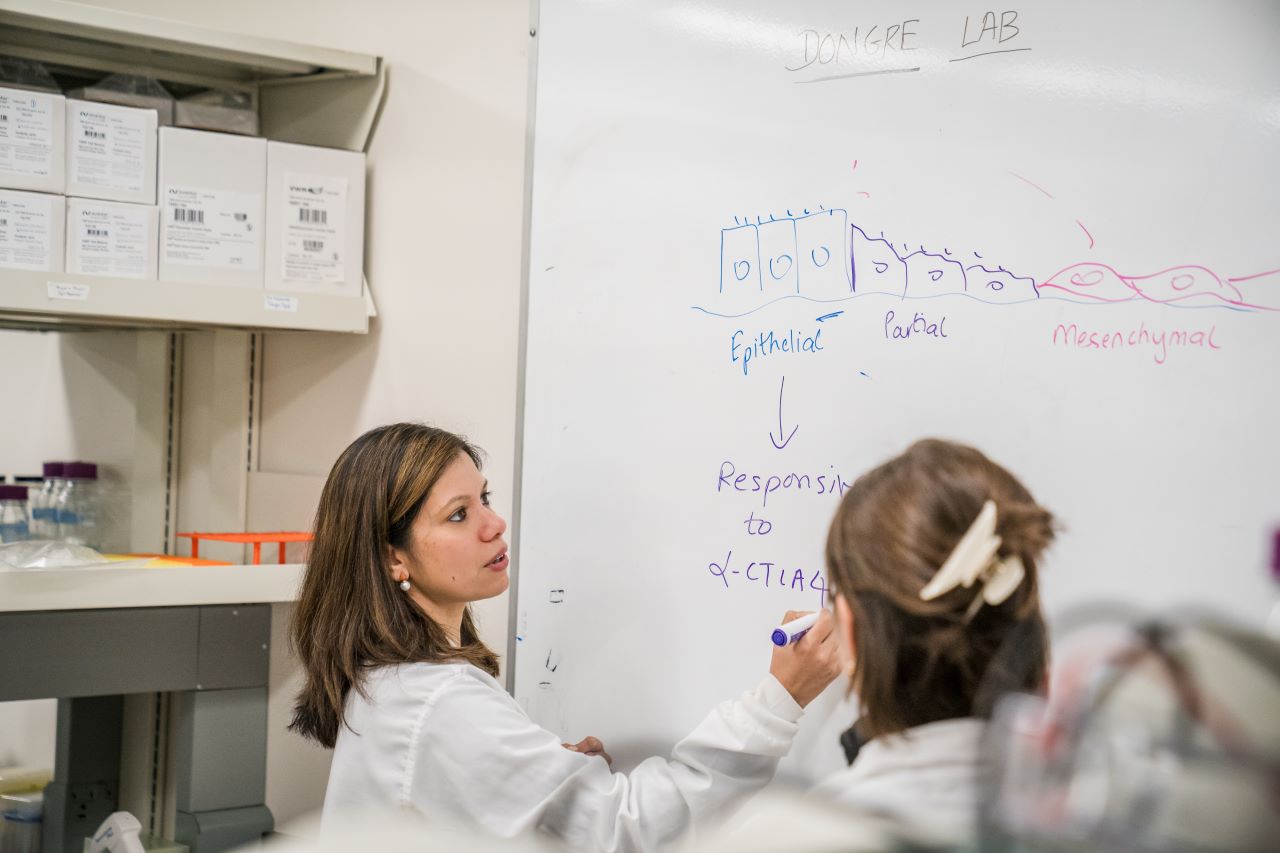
[177,531,312,565]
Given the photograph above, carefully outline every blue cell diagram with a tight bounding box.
[714,208,1038,317]
[710,208,1280,317]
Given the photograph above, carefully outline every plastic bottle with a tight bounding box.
[30,463,63,540]
[0,485,30,543]
[55,462,100,550]
[0,789,43,853]
[12,477,42,539]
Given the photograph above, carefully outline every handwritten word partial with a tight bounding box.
[707,549,828,605]
[718,460,852,508]
[885,309,949,340]
[731,327,824,376]
[1051,322,1221,365]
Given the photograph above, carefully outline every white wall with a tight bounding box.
[0,329,141,772]
[0,330,139,538]
[72,0,532,827]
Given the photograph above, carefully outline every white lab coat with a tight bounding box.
[809,717,985,847]
[321,662,804,852]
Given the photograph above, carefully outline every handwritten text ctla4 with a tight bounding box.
[708,549,828,606]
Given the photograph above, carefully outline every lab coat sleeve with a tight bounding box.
[412,670,803,852]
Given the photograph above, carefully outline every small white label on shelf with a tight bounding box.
[281,172,347,284]
[163,185,263,270]
[47,282,90,301]
[0,90,55,179]
[264,293,299,313]
[70,105,148,193]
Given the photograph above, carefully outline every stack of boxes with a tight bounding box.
[65,99,159,278]
[0,88,66,273]
[0,84,366,300]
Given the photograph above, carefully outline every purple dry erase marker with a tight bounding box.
[770,611,820,646]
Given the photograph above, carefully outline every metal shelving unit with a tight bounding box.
[0,4,385,850]
[0,0,385,334]
[0,562,304,612]
[1,269,373,333]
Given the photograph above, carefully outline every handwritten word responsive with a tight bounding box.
[718,460,852,508]
[731,327,824,375]
[1051,322,1221,365]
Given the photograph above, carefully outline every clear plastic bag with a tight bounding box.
[0,56,60,93]
[175,88,259,136]
[67,73,174,124]
[0,540,110,571]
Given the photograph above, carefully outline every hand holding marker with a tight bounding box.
[771,611,821,646]
[766,609,841,707]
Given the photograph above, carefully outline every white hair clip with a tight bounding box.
[918,499,1026,621]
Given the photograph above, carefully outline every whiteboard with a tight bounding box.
[514,0,1280,782]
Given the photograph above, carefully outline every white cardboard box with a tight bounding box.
[265,140,366,298]
[158,127,266,288]
[65,99,158,204]
[65,197,159,279]
[0,189,65,272]
[0,87,66,194]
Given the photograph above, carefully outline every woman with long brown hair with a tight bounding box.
[812,438,1056,846]
[291,422,839,851]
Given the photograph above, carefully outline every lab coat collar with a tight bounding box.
[847,717,986,780]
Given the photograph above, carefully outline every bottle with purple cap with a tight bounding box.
[30,461,64,540]
[55,461,100,550]
[0,484,30,543]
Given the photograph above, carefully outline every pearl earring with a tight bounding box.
[399,578,411,592]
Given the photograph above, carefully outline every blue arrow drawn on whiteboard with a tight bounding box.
[769,376,799,450]
[815,310,844,322]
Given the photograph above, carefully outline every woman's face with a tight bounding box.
[389,452,510,622]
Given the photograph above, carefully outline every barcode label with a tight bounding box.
[299,208,328,224]
[303,239,325,252]
[83,129,106,140]
[87,228,109,237]
[173,208,205,224]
